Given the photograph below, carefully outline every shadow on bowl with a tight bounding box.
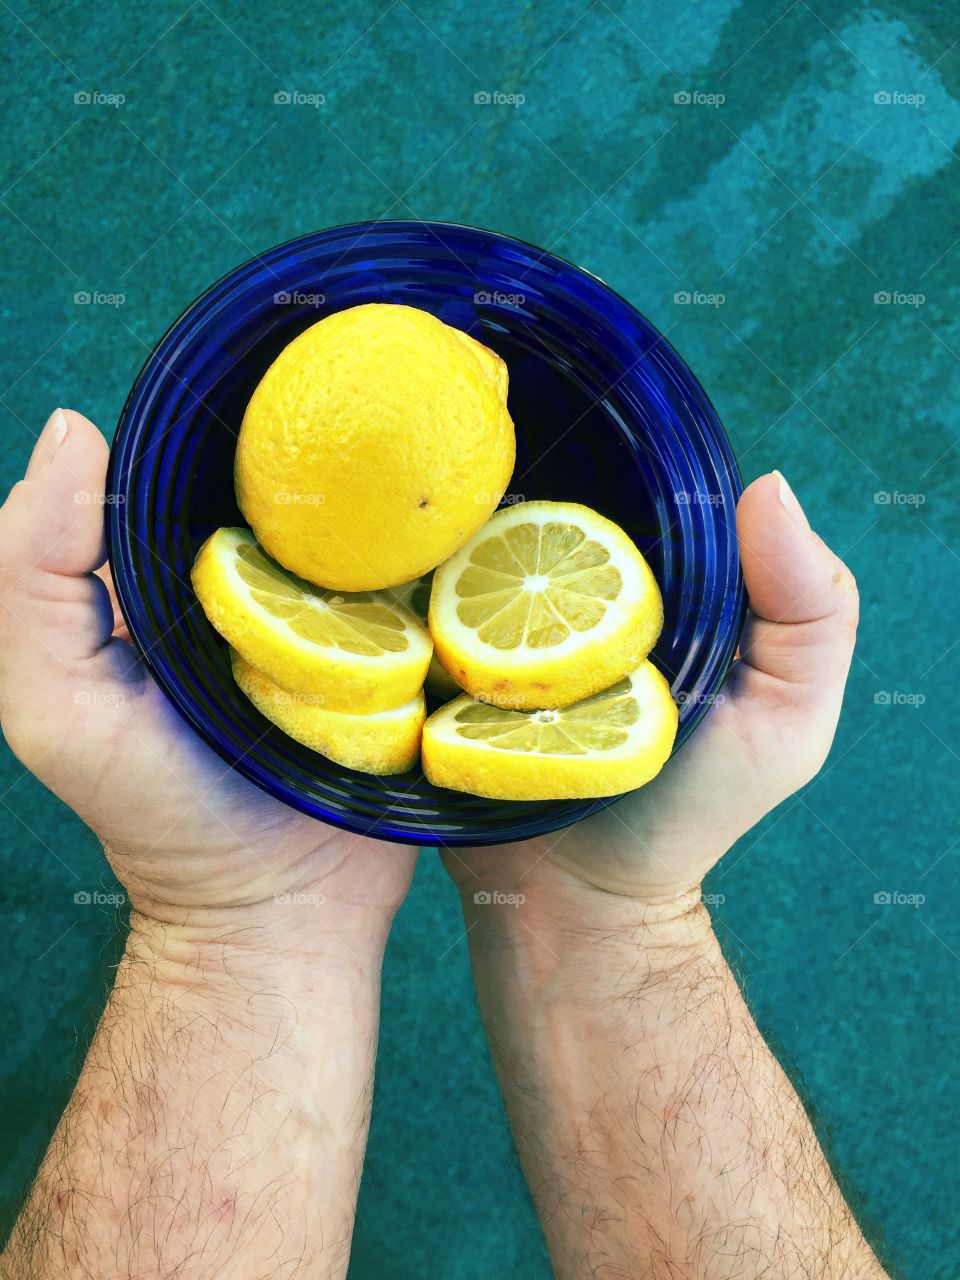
[107,221,746,847]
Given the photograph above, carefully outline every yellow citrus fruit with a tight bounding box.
[429,500,663,710]
[231,651,425,775]
[191,527,432,713]
[422,661,677,800]
[385,572,463,701]
[235,303,516,590]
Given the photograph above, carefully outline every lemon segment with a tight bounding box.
[429,501,663,710]
[235,303,516,591]
[231,652,425,775]
[422,661,677,800]
[385,572,463,700]
[192,527,432,713]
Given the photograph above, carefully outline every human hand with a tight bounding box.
[443,471,858,928]
[437,475,881,1280]
[0,409,417,948]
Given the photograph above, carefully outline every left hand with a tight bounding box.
[0,409,417,944]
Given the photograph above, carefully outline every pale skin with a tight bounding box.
[0,408,885,1278]
[442,471,884,1277]
[0,409,418,1280]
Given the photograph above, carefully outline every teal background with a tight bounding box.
[1,2,958,1276]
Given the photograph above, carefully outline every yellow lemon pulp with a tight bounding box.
[235,303,516,591]
[191,527,432,713]
[453,520,623,645]
[422,661,677,800]
[429,501,663,710]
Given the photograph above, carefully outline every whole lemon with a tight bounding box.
[235,304,515,590]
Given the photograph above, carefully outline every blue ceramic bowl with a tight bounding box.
[107,221,746,847]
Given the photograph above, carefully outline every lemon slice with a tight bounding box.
[386,573,463,700]
[231,652,425,775]
[192,527,432,713]
[429,500,662,710]
[422,661,677,800]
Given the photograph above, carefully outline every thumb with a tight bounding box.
[733,470,859,703]
[4,408,109,574]
[0,409,115,680]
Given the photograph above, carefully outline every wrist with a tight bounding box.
[124,900,389,1011]
[457,870,718,1004]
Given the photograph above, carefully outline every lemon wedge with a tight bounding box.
[429,501,662,710]
[422,661,677,800]
[192,527,432,713]
[231,651,425,775]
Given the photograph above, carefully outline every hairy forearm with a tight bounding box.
[461,892,886,1280]
[4,910,386,1280]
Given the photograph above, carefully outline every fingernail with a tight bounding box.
[52,407,68,446]
[27,408,69,480]
[773,469,810,530]
[43,407,68,449]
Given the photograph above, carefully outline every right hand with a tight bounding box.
[442,470,859,921]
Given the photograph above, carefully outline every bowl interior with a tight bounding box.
[108,222,745,846]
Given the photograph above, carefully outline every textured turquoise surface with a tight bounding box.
[1,3,958,1276]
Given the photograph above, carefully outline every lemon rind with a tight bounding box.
[232,651,425,775]
[421,662,677,801]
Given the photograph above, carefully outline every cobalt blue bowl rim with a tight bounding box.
[106,218,747,847]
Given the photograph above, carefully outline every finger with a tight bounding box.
[733,471,859,698]
[0,409,115,680]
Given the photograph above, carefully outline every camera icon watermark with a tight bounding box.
[74,490,124,505]
[74,290,125,307]
[674,290,724,307]
[676,887,726,909]
[472,489,526,507]
[873,490,925,506]
[873,90,925,107]
[274,90,325,107]
[473,89,525,107]
[473,889,525,907]
[675,489,724,505]
[74,690,127,706]
[677,690,726,707]
[273,290,325,306]
[274,490,326,505]
[73,90,125,107]
[474,689,528,710]
[673,90,725,108]
[873,690,925,707]
[473,289,526,306]
[873,290,924,307]
[74,889,127,906]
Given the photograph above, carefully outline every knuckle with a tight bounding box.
[0,483,29,576]
[832,560,859,605]
[829,561,859,640]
